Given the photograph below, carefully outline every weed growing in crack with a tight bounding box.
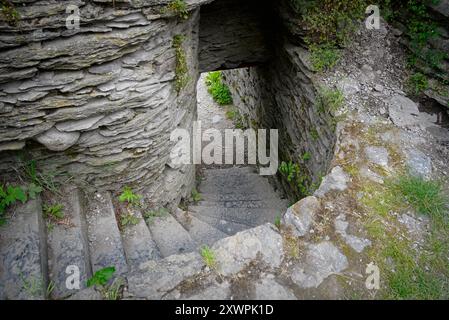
[316,86,345,114]
[406,72,429,96]
[118,186,141,207]
[191,188,201,203]
[309,43,341,72]
[167,0,189,20]
[0,184,27,226]
[200,245,217,269]
[120,213,140,228]
[43,203,64,220]
[87,266,116,287]
[0,0,20,26]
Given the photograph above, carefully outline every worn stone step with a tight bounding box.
[188,209,253,235]
[189,205,283,228]
[198,198,289,209]
[146,213,197,257]
[172,208,228,247]
[120,208,161,270]
[46,186,92,299]
[198,174,276,196]
[0,196,48,300]
[84,191,128,277]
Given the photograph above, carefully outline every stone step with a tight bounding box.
[198,198,289,209]
[120,207,161,271]
[46,186,92,299]
[0,196,48,300]
[198,173,276,195]
[188,209,253,235]
[199,192,283,202]
[189,205,283,229]
[146,213,197,257]
[172,208,228,247]
[84,191,128,277]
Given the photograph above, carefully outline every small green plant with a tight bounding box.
[120,213,140,228]
[302,152,312,161]
[43,204,64,220]
[144,207,169,224]
[0,0,20,26]
[200,245,217,269]
[279,161,299,183]
[0,185,27,226]
[173,35,189,93]
[87,266,116,287]
[167,0,189,20]
[310,128,319,141]
[205,71,233,105]
[274,215,282,229]
[118,186,141,206]
[23,160,62,194]
[101,278,124,300]
[20,274,44,298]
[191,188,201,203]
[309,43,341,72]
[316,86,344,114]
[406,72,429,95]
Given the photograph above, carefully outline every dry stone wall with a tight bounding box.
[0,0,210,207]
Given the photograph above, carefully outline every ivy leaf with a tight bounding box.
[87,266,116,287]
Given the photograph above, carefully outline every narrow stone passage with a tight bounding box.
[192,73,288,234]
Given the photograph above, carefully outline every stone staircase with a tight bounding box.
[0,166,288,300]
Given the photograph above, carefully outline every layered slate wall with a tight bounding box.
[0,0,275,206]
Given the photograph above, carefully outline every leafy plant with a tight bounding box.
[200,245,217,269]
[120,213,140,228]
[173,35,189,93]
[23,160,61,194]
[309,43,341,72]
[87,266,116,287]
[0,0,20,26]
[205,71,233,105]
[406,72,429,95]
[118,186,141,206]
[191,188,201,203]
[167,0,189,20]
[43,204,64,220]
[279,161,299,183]
[0,185,27,226]
[302,152,312,161]
[27,183,42,200]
